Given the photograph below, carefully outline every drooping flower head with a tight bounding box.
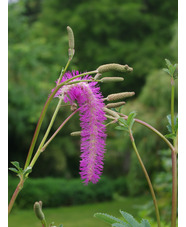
[53,71,107,184]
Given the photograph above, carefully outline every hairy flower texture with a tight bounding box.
[53,71,107,184]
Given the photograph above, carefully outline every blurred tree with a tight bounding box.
[8,0,177,183]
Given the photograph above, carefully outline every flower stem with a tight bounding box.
[170,76,177,227]
[118,113,175,153]
[171,144,177,227]
[129,129,161,227]
[41,108,80,152]
[8,177,24,214]
[30,108,79,168]
[29,99,63,168]
[171,78,175,134]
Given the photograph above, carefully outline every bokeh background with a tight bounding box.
[8,0,178,226]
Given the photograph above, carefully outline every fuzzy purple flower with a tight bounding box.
[53,71,107,184]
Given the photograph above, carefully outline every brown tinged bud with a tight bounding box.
[97,63,133,74]
[103,107,120,119]
[70,131,81,136]
[107,92,135,101]
[71,103,78,111]
[100,77,124,83]
[67,26,75,59]
[34,201,45,221]
[106,101,126,108]
[94,73,102,80]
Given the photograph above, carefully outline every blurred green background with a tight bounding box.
[8,0,177,225]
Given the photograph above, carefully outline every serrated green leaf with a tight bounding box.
[112,223,128,227]
[118,118,128,127]
[166,124,172,133]
[165,133,176,139]
[94,213,125,225]
[8,167,19,173]
[11,161,21,170]
[127,111,136,129]
[165,59,171,67]
[119,211,140,227]
[166,114,172,126]
[169,64,175,76]
[162,68,170,75]
[115,126,129,131]
[140,219,151,227]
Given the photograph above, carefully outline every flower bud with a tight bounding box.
[97,64,133,73]
[70,131,81,136]
[103,107,120,118]
[34,201,45,221]
[106,101,126,108]
[67,26,75,59]
[71,103,78,111]
[107,92,135,101]
[94,73,102,80]
[100,77,124,83]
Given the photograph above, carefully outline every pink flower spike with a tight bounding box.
[53,71,107,184]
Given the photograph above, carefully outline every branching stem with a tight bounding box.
[129,129,161,227]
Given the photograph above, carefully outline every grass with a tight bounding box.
[8,196,149,227]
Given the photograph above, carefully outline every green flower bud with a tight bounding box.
[100,77,124,83]
[106,101,126,108]
[103,107,120,118]
[70,131,81,136]
[107,92,135,101]
[67,26,75,59]
[97,64,133,73]
[34,201,45,221]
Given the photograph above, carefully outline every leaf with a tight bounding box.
[8,167,19,173]
[11,161,22,171]
[166,114,172,126]
[94,213,125,225]
[165,133,176,139]
[115,126,129,132]
[165,59,171,68]
[127,111,136,129]
[162,68,170,75]
[118,117,128,127]
[119,211,140,227]
[112,223,129,227]
[139,219,151,227]
[58,225,63,227]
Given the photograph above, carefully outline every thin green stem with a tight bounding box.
[171,78,175,134]
[129,129,161,227]
[29,99,63,169]
[57,59,71,85]
[171,144,177,227]
[170,76,177,227]
[41,108,80,153]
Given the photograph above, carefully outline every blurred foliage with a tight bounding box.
[8,176,114,209]
[9,0,177,196]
